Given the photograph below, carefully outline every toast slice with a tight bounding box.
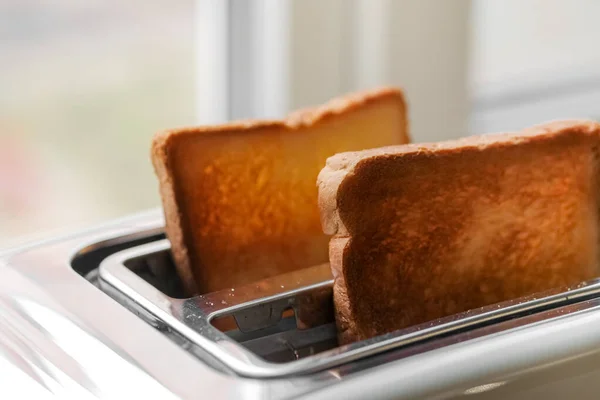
[152,87,409,295]
[318,120,600,344]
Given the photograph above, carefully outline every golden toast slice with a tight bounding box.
[152,87,409,295]
[318,120,600,344]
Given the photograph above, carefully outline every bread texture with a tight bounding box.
[152,87,409,295]
[318,120,600,344]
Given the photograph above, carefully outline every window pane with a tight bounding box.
[0,1,196,245]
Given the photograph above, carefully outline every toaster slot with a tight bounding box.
[71,228,165,285]
[93,236,600,378]
[103,240,336,363]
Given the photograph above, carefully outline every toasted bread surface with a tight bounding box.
[152,87,409,294]
[318,120,600,344]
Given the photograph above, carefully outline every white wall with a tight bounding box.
[470,0,600,133]
[471,0,600,90]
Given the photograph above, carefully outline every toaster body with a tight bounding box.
[2,210,600,399]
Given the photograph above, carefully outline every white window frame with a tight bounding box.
[194,0,473,142]
[194,1,600,136]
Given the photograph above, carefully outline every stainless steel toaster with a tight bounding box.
[3,209,600,399]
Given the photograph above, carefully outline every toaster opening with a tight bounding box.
[122,247,186,299]
[115,243,338,363]
[72,230,165,279]
[84,231,600,378]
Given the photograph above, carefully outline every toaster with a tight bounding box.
[3,209,600,399]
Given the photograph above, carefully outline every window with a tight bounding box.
[1,2,195,245]
[2,1,599,246]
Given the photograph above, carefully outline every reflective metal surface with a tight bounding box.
[3,209,600,399]
[0,211,262,399]
[98,237,600,378]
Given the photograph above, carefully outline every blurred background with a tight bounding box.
[1,0,600,247]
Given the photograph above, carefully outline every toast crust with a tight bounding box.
[152,87,409,295]
[318,120,600,343]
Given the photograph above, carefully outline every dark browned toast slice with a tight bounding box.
[318,120,600,344]
[152,87,409,295]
